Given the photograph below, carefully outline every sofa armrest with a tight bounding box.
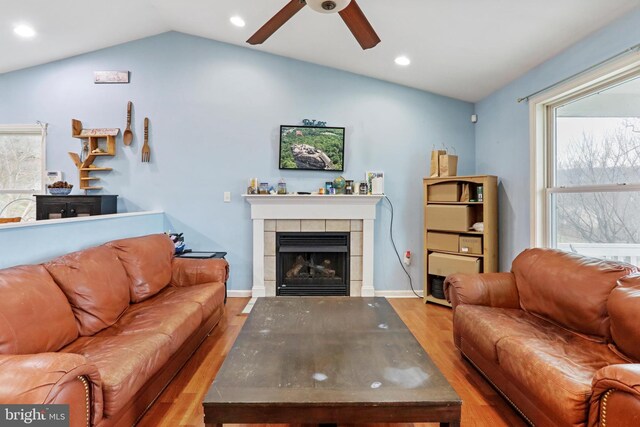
[171,257,229,287]
[0,353,103,427]
[444,272,520,310]
[589,364,640,427]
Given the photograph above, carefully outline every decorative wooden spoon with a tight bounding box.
[123,101,133,146]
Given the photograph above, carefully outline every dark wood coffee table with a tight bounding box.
[203,297,461,426]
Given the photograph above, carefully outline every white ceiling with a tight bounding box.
[1,0,638,102]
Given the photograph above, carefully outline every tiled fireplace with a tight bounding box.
[272,223,355,296]
[243,195,383,297]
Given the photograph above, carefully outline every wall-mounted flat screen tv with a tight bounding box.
[279,125,345,171]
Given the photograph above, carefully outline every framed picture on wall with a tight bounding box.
[94,71,130,84]
[279,125,345,171]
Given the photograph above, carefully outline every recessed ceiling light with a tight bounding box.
[14,24,36,38]
[395,56,411,66]
[230,16,246,28]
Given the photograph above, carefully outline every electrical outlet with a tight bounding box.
[223,192,231,203]
[403,251,411,266]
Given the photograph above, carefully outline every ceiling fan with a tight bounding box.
[247,0,381,50]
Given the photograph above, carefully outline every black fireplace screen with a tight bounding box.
[276,232,350,296]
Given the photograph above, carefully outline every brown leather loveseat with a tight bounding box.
[445,248,640,427]
[0,234,229,427]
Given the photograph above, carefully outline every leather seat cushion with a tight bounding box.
[497,335,627,426]
[512,248,637,340]
[97,298,203,354]
[45,245,131,336]
[455,305,564,362]
[61,333,172,418]
[107,234,175,303]
[0,265,78,354]
[95,283,223,354]
[159,282,225,320]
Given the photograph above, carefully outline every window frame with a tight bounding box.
[0,124,47,195]
[530,52,640,248]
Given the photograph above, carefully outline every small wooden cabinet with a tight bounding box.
[423,175,498,307]
[36,195,117,220]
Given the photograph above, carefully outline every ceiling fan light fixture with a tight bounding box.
[306,0,352,14]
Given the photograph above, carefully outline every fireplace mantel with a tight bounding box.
[243,194,383,219]
[244,194,383,297]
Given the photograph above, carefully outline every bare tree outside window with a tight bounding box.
[553,117,640,265]
[0,130,43,221]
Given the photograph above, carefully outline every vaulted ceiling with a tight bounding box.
[1,0,638,102]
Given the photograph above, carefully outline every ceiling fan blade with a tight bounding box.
[338,0,380,50]
[247,0,307,45]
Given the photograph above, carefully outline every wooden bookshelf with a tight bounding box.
[423,175,498,307]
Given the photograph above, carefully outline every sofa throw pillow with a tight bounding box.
[0,265,78,354]
[107,234,174,303]
[45,245,131,336]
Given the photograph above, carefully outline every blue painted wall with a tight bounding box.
[475,8,640,269]
[0,212,165,268]
[0,32,475,291]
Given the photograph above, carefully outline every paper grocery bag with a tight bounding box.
[430,149,447,177]
[439,154,458,177]
[460,183,470,202]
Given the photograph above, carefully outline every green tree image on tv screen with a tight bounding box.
[280,126,344,171]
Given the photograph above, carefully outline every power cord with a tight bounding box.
[384,195,421,298]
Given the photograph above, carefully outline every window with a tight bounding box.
[0,125,46,222]
[532,62,640,266]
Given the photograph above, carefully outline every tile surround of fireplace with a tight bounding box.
[272,226,353,296]
[243,195,384,297]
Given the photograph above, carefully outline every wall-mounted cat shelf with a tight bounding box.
[68,119,119,191]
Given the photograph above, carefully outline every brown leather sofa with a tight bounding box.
[0,234,229,427]
[444,248,640,427]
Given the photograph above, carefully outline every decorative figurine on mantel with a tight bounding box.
[333,176,346,194]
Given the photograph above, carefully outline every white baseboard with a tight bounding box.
[227,290,252,297]
[374,290,424,298]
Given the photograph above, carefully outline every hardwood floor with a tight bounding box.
[137,298,527,427]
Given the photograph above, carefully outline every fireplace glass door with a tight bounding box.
[276,232,350,296]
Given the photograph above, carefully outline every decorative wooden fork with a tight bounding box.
[142,117,150,162]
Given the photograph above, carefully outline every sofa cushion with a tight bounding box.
[45,246,131,336]
[497,334,627,426]
[161,282,225,320]
[107,234,174,303]
[97,299,203,354]
[608,274,640,361]
[61,333,172,418]
[455,305,567,362]
[512,248,637,340]
[0,265,78,354]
